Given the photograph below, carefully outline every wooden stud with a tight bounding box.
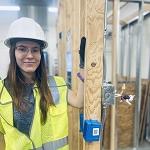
[83,0,104,150]
[110,0,120,150]
[79,0,86,149]
[68,0,81,150]
[57,0,67,78]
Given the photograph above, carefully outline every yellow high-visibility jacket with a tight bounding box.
[0,76,68,150]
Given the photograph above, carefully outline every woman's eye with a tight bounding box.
[32,49,40,53]
[19,48,26,52]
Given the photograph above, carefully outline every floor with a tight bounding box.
[118,141,150,150]
[138,141,150,150]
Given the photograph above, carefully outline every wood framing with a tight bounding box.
[110,0,120,150]
[107,3,150,26]
[57,0,105,149]
[83,0,104,150]
[56,2,81,150]
[79,0,86,149]
[68,0,81,149]
[57,0,66,78]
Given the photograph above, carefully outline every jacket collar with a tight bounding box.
[0,80,12,104]
[0,80,13,126]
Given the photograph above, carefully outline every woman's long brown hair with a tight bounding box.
[6,43,54,124]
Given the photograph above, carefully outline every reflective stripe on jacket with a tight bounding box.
[0,76,68,150]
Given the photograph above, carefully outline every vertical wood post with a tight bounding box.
[69,0,81,150]
[79,0,86,149]
[57,0,66,78]
[83,0,105,149]
[110,0,120,150]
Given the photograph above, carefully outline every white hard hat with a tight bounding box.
[4,17,48,49]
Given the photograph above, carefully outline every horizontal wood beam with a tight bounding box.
[107,3,150,26]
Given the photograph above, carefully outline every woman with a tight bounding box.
[0,17,84,150]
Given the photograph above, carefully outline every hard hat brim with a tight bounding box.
[4,37,48,49]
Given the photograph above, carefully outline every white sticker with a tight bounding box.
[93,128,99,136]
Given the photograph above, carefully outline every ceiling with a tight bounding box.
[0,0,59,29]
[0,0,58,6]
[0,1,149,30]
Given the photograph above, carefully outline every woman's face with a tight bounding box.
[15,40,41,77]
